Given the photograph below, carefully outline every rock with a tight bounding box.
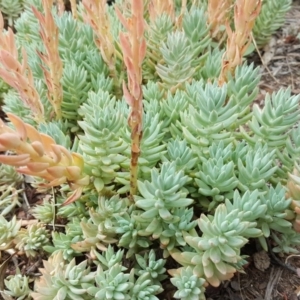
[253,250,270,271]
[230,281,240,291]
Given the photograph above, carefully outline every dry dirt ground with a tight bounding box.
[205,1,300,299]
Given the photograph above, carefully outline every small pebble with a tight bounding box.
[230,281,240,291]
[259,281,267,290]
[253,250,270,271]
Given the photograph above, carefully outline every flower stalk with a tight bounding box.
[148,0,175,22]
[83,0,120,84]
[55,0,65,15]
[70,0,78,19]
[218,0,262,85]
[32,0,64,120]
[116,0,146,197]
[0,12,44,122]
[207,0,233,40]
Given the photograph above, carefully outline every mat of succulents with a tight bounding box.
[1,0,300,300]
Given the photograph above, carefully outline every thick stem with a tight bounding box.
[70,0,78,19]
[56,0,65,15]
[117,0,145,198]
[129,102,142,197]
[130,133,141,196]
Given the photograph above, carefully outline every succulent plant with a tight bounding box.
[135,162,193,222]
[237,143,277,191]
[32,252,96,300]
[15,223,50,257]
[277,126,300,176]
[0,0,24,27]
[71,220,118,254]
[43,231,82,261]
[91,245,125,270]
[194,141,239,210]
[271,229,300,254]
[57,198,90,220]
[158,207,198,254]
[253,0,292,48]
[0,215,21,250]
[1,269,32,300]
[225,190,267,223]
[0,0,297,299]
[170,266,206,300]
[0,163,23,186]
[162,138,198,174]
[87,264,133,300]
[135,250,167,287]
[286,167,300,232]
[129,273,161,300]
[257,184,292,250]
[242,88,300,149]
[0,114,90,205]
[31,196,55,223]
[115,208,152,258]
[71,195,128,253]
[171,202,262,287]
[38,121,71,149]
[0,184,22,216]
[65,217,85,238]
[78,90,129,192]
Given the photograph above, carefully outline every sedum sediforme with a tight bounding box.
[135,162,192,222]
[71,195,128,253]
[252,0,292,48]
[134,250,167,288]
[15,223,50,257]
[0,1,298,299]
[170,266,206,300]
[0,184,22,216]
[43,231,82,261]
[0,163,23,186]
[171,203,261,287]
[0,216,21,250]
[31,252,96,300]
[78,90,129,193]
[0,0,24,27]
[87,263,133,300]
[256,184,293,250]
[1,270,32,300]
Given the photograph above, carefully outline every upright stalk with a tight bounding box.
[33,0,63,120]
[218,0,262,85]
[116,0,146,197]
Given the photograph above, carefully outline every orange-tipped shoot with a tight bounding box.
[32,0,64,120]
[0,12,44,122]
[116,0,146,197]
[218,0,262,85]
[0,113,89,205]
